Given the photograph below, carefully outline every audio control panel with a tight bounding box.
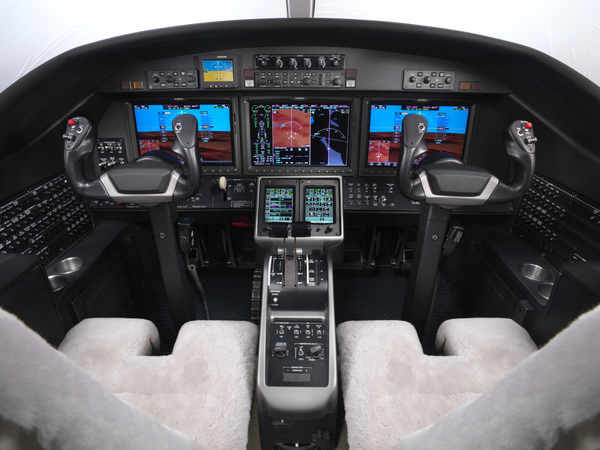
[403,70,455,90]
[267,320,328,387]
[146,69,199,90]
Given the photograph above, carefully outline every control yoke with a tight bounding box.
[63,114,201,206]
[397,114,536,208]
[63,115,203,332]
[397,114,537,337]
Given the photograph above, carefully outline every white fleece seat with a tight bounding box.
[336,317,538,449]
[393,305,600,449]
[58,317,258,450]
[0,308,202,450]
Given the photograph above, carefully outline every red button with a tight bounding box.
[68,119,76,126]
[525,122,533,129]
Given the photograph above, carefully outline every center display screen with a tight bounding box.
[367,104,470,167]
[249,102,351,167]
[132,103,234,165]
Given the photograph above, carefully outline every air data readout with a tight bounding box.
[304,188,334,224]
[265,187,295,223]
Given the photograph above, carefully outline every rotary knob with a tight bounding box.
[317,57,326,68]
[289,58,298,69]
[303,58,312,68]
[275,58,283,69]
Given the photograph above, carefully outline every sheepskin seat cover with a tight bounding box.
[337,318,538,449]
[394,305,600,450]
[59,318,258,450]
[0,308,202,450]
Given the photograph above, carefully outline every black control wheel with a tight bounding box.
[397,114,536,208]
[63,114,201,206]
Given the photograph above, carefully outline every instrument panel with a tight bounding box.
[88,45,516,214]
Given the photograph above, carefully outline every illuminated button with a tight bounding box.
[132,81,144,89]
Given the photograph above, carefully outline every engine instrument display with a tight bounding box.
[249,102,351,167]
[367,104,470,167]
[264,187,295,223]
[132,103,234,165]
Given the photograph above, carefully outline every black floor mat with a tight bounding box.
[140,265,461,354]
[334,267,406,323]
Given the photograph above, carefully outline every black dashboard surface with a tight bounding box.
[0,18,599,206]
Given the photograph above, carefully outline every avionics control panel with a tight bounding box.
[267,320,328,387]
[255,177,342,240]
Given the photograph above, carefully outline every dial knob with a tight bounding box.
[303,58,312,68]
[289,58,298,69]
[317,57,326,68]
[275,58,283,69]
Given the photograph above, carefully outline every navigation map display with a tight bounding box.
[133,103,233,165]
[250,102,351,167]
[367,104,470,167]
[304,187,335,224]
[264,187,295,223]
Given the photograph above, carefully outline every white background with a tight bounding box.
[0,0,598,93]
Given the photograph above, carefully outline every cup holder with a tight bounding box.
[53,256,85,274]
[538,283,553,300]
[48,275,67,292]
[518,263,552,282]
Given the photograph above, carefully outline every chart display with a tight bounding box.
[250,102,351,167]
[264,187,295,223]
[133,103,233,165]
[367,104,470,167]
[304,187,335,224]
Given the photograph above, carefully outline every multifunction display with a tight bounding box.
[264,187,295,223]
[132,103,234,165]
[250,102,351,167]
[304,187,334,224]
[367,104,470,167]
